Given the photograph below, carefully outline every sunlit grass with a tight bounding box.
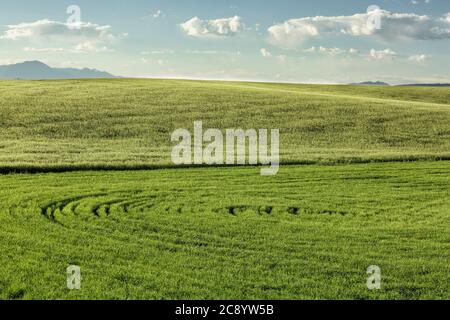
[0,79,449,170]
[0,79,449,300]
[0,162,449,299]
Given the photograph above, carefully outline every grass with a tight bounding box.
[0,79,449,170]
[0,79,449,299]
[0,162,449,299]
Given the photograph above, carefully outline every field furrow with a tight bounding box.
[0,162,449,299]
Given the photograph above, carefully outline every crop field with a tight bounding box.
[0,79,449,299]
[1,79,450,170]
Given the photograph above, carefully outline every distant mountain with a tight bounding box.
[351,81,390,86]
[397,83,450,87]
[0,61,117,80]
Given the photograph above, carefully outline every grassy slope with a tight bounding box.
[0,162,449,299]
[0,80,449,300]
[0,79,449,170]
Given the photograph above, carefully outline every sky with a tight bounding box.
[0,0,449,84]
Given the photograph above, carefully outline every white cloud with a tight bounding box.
[24,43,112,54]
[445,13,450,23]
[412,0,432,4]
[303,46,427,63]
[304,47,317,53]
[180,16,243,38]
[1,19,121,52]
[304,46,358,56]
[277,55,287,63]
[368,48,397,61]
[259,49,287,63]
[142,49,175,54]
[24,47,66,53]
[318,46,345,55]
[153,10,163,19]
[408,54,431,63]
[74,42,112,53]
[1,19,116,41]
[268,11,450,48]
[184,50,240,56]
[260,48,272,57]
[141,58,168,65]
[59,61,84,68]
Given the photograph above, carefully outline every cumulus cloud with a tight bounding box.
[268,10,450,48]
[180,16,243,38]
[1,19,116,41]
[408,54,431,63]
[1,19,122,52]
[368,48,397,61]
[318,47,345,55]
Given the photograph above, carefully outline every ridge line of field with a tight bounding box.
[1,156,450,174]
[207,82,450,110]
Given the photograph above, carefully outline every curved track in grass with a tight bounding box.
[0,162,449,299]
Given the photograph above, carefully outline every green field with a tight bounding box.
[0,79,449,299]
[1,79,450,170]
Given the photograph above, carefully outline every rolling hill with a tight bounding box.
[0,79,449,171]
[0,79,449,300]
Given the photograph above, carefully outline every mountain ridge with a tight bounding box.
[351,81,390,86]
[0,60,117,80]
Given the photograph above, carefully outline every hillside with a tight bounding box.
[1,161,449,299]
[0,79,449,172]
[0,79,449,300]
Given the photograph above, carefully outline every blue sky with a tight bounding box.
[0,0,449,84]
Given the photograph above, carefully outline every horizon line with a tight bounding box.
[1,60,450,86]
